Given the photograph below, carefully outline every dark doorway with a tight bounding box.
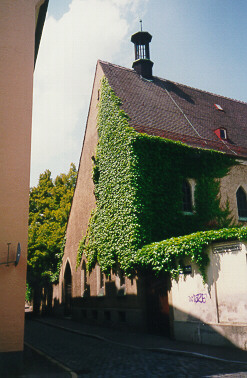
[146,273,170,336]
[64,262,72,316]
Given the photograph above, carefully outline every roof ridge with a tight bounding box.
[99,60,247,106]
[98,60,134,74]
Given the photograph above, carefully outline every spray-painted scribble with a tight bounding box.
[188,293,207,303]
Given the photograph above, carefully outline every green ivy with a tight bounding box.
[135,226,247,281]
[77,77,240,278]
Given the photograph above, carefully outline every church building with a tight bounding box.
[53,29,247,349]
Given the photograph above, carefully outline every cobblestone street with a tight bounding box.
[23,319,247,377]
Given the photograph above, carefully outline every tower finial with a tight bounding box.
[140,19,143,31]
[131,28,153,79]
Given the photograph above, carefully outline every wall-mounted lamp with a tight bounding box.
[0,243,21,267]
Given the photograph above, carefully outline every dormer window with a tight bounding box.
[214,104,224,111]
[220,128,227,140]
[214,128,227,140]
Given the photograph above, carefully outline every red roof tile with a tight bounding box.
[99,60,247,159]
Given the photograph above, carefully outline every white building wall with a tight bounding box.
[170,242,247,349]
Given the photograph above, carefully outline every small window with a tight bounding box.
[81,309,87,318]
[104,311,111,321]
[220,128,227,139]
[92,310,98,320]
[136,44,148,59]
[118,311,126,322]
[236,187,247,219]
[214,104,224,111]
[182,180,193,213]
[214,128,227,140]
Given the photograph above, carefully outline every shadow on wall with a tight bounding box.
[52,278,148,332]
[32,267,247,353]
[171,307,247,350]
[51,286,247,353]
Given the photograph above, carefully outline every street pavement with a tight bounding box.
[19,317,247,377]
[15,345,70,378]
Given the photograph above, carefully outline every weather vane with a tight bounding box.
[140,19,143,31]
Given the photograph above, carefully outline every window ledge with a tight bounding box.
[238,217,247,222]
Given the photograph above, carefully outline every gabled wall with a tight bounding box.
[53,62,104,308]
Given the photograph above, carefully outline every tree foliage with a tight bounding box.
[27,163,77,291]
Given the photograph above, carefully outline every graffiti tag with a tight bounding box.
[188,293,207,304]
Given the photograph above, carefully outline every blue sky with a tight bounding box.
[31,0,247,186]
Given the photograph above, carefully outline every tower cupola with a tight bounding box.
[131,23,153,79]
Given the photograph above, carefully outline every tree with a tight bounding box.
[27,163,77,313]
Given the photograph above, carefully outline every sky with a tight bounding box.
[31,0,247,187]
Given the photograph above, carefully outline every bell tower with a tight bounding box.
[131,21,153,79]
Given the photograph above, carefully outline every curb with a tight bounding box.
[35,319,247,365]
[24,341,78,378]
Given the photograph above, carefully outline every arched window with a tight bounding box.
[236,187,247,219]
[182,180,193,213]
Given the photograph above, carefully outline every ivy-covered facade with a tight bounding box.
[54,55,247,347]
[78,77,237,278]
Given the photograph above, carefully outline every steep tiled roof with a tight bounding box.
[99,60,247,158]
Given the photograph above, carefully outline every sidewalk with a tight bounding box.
[17,344,70,378]
[35,315,247,365]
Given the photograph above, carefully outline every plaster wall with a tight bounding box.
[0,0,42,354]
[170,252,218,325]
[170,242,247,349]
[215,243,247,324]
